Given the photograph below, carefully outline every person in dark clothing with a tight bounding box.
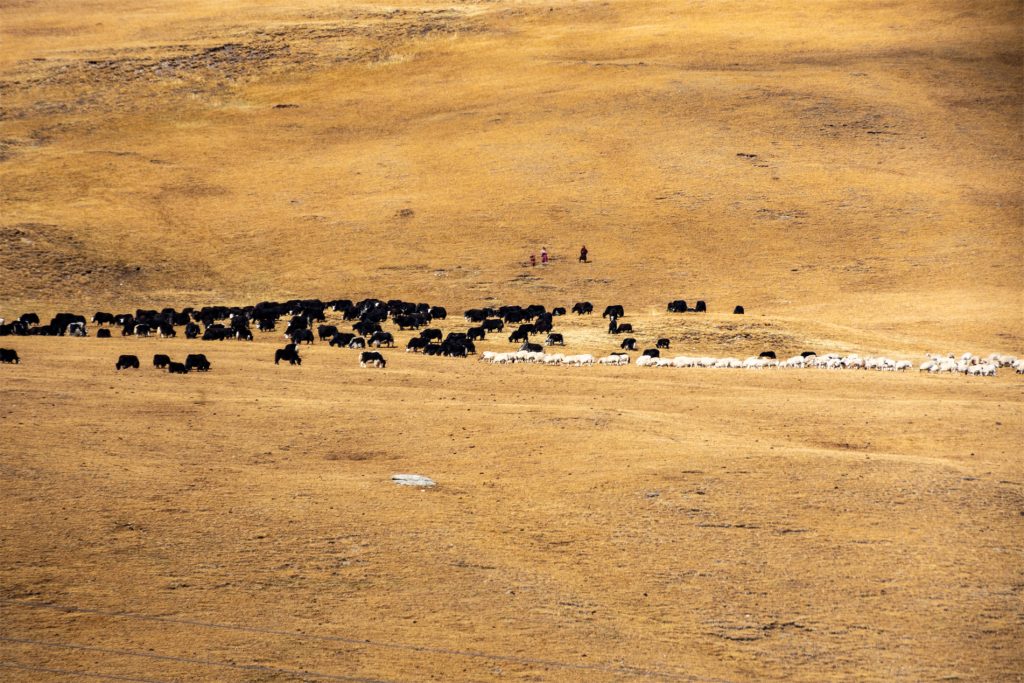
[579,245,588,263]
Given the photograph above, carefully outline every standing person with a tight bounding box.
[541,247,549,265]
[579,245,588,263]
[530,253,536,267]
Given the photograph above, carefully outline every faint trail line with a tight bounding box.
[1,599,729,681]
[0,660,169,682]
[0,636,394,683]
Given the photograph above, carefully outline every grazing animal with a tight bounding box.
[429,306,447,320]
[552,307,567,316]
[157,323,176,338]
[800,351,817,358]
[275,346,302,365]
[96,329,112,338]
[519,342,543,354]
[168,362,189,374]
[115,354,140,370]
[360,351,386,368]
[185,354,211,372]
[656,338,670,349]
[544,333,565,346]
[330,332,356,347]
[152,354,171,369]
[667,300,687,313]
[441,341,469,357]
[694,300,707,313]
[19,313,40,326]
[642,349,660,358]
[348,337,366,349]
[290,328,314,345]
[533,318,553,335]
[482,319,504,332]
[420,328,443,342]
[0,348,20,364]
[394,314,424,330]
[733,305,745,315]
[317,324,339,341]
[203,325,230,341]
[620,337,638,351]
[572,302,593,315]
[353,320,381,337]
[370,331,395,348]
[406,337,428,352]
[92,312,115,325]
[184,322,201,339]
[467,326,486,341]
[602,305,625,318]
[609,321,633,334]
[134,323,151,337]
[759,351,776,359]
[508,329,530,344]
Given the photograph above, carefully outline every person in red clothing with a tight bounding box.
[541,247,549,265]
[579,245,588,263]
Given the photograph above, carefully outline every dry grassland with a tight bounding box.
[1,0,1022,680]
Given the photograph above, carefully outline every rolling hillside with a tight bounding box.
[1,3,1023,681]
[1,0,1021,352]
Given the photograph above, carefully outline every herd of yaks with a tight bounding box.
[0,298,1021,377]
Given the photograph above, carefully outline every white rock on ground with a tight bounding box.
[391,474,437,487]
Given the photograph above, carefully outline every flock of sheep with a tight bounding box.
[479,349,1023,376]
[918,353,1021,376]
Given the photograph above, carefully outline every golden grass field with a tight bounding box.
[1,0,1022,680]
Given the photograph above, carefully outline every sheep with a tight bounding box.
[985,353,1017,367]
[967,363,997,377]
